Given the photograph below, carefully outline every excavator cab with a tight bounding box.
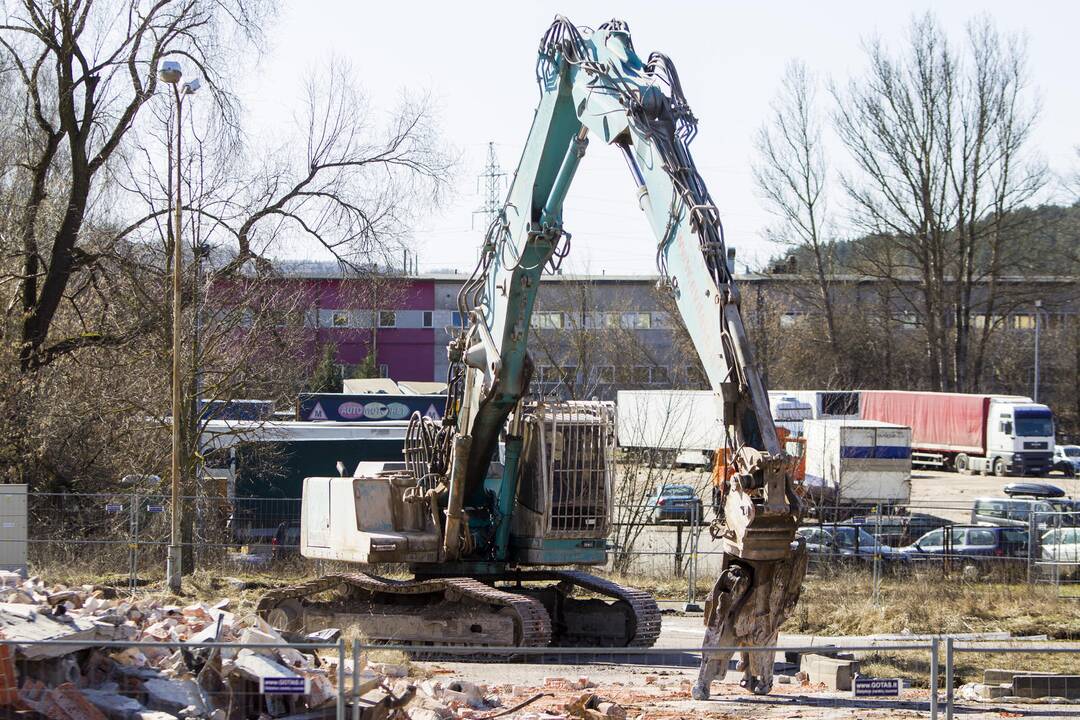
[510,401,614,565]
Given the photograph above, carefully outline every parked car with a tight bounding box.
[796,524,906,563]
[970,497,1077,529]
[1040,526,1080,578]
[646,484,704,523]
[899,525,1029,566]
[848,512,952,547]
[1052,445,1080,476]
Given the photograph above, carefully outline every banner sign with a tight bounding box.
[261,676,309,694]
[297,393,444,423]
[853,677,900,697]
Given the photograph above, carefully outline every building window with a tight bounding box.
[623,312,652,329]
[1013,314,1036,330]
[531,312,564,330]
[451,311,465,328]
[422,310,433,328]
[378,311,396,328]
[378,363,390,378]
[650,366,670,384]
[332,311,350,328]
[602,312,621,329]
[597,366,614,383]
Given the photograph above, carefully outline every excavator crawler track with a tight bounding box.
[510,570,662,648]
[256,570,659,656]
[257,572,551,656]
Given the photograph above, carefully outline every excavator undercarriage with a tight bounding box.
[257,570,660,653]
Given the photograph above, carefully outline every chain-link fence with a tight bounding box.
[6,492,1079,597]
[0,636,1075,719]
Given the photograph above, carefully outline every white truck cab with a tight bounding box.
[982,398,1054,476]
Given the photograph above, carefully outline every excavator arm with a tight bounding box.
[430,16,807,693]
[444,18,802,553]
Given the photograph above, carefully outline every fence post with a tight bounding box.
[930,637,939,720]
[337,638,346,720]
[1027,512,1036,584]
[685,501,701,612]
[944,637,954,720]
[352,638,360,720]
[128,491,139,596]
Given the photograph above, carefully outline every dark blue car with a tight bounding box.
[646,484,704,523]
[899,525,1029,566]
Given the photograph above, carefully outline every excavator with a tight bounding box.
[257,16,807,696]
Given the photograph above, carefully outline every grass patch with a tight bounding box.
[787,569,1080,640]
[859,649,1080,687]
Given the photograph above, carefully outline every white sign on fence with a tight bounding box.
[261,676,310,695]
[852,677,900,697]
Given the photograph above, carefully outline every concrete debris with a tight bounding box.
[370,662,408,678]
[20,681,109,720]
[143,677,207,715]
[563,692,625,720]
[0,577,371,719]
[0,575,823,720]
[799,653,860,692]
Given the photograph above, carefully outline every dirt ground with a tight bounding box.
[909,468,1080,522]
[414,660,1073,719]
[408,613,1078,719]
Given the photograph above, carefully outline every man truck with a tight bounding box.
[859,391,1054,476]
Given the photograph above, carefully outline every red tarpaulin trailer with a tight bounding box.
[859,391,988,455]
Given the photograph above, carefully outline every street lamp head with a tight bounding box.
[159,60,183,85]
[1035,299,1043,310]
[182,78,201,95]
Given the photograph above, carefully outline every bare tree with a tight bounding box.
[834,13,1046,391]
[754,61,845,383]
[0,0,271,370]
[527,278,675,400]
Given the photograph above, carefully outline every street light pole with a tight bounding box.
[1034,299,1042,403]
[160,61,199,593]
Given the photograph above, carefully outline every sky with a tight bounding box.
[236,1,1080,276]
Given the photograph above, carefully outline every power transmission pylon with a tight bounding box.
[472,142,506,231]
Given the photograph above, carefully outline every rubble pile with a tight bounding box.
[0,572,354,719]
[0,574,642,720]
[388,676,628,720]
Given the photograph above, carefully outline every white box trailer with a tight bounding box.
[616,390,721,466]
[803,419,912,507]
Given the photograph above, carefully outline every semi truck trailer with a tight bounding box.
[859,391,1054,476]
[802,419,912,511]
